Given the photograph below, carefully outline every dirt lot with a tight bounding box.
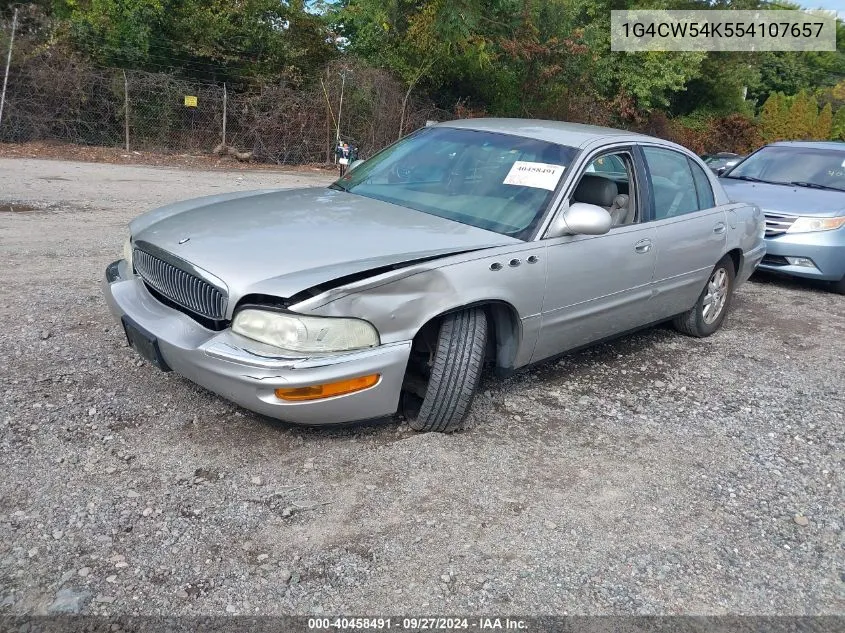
[0,158,843,617]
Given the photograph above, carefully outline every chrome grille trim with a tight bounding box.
[763,212,798,237]
[133,248,227,320]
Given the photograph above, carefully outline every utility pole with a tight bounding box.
[0,7,19,129]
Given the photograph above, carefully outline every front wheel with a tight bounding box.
[673,256,736,337]
[832,275,845,295]
[402,308,487,433]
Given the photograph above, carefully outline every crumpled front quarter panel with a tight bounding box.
[292,244,549,368]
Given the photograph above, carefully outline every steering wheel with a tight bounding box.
[387,163,413,184]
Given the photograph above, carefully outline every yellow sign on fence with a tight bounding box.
[184,95,198,107]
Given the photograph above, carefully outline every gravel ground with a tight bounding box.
[0,158,843,617]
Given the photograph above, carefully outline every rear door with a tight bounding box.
[641,146,727,319]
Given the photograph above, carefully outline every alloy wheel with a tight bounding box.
[702,267,729,324]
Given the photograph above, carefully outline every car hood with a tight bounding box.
[719,178,845,217]
[131,187,520,304]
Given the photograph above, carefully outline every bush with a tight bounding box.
[633,111,761,155]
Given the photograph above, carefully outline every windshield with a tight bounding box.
[704,154,739,169]
[725,145,845,191]
[332,127,579,239]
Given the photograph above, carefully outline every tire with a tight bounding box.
[832,275,845,295]
[405,308,487,433]
[673,256,736,338]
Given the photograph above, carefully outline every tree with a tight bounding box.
[51,0,337,84]
[759,92,790,142]
[672,52,757,117]
[832,106,845,141]
[60,0,165,68]
[336,0,493,135]
[816,103,833,140]
[787,90,819,140]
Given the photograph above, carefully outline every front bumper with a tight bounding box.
[103,261,412,425]
[758,228,845,282]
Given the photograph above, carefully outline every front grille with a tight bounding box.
[133,248,227,320]
[764,213,797,237]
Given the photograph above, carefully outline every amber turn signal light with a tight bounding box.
[274,374,380,401]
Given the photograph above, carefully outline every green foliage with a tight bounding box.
[759,92,790,142]
[672,53,756,117]
[832,106,845,141]
[12,0,845,145]
[758,90,839,142]
[817,103,833,140]
[335,0,490,92]
[787,90,819,140]
[50,0,336,84]
[61,0,165,67]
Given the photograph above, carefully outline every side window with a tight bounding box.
[572,151,637,226]
[642,147,701,220]
[688,158,715,209]
[586,154,625,174]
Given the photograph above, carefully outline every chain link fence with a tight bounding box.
[0,35,447,164]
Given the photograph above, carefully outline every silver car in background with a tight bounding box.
[702,152,744,175]
[720,141,845,294]
[103,119,766,432]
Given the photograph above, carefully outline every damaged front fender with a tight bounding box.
[290,244,549,370]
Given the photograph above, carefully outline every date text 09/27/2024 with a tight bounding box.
[307,618,528,630]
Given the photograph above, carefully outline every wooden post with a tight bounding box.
[222,82,227,147]
[123,70,130,151]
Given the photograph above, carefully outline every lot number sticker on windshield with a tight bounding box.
[503,161,566,190]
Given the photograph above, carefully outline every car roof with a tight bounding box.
[769,140,845,151]
[435,118,658,149]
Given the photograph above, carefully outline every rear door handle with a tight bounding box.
[713,222,727,234]
[634,239,652,254]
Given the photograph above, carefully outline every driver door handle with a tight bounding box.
[713,222,727,234]
[634,239,652,254]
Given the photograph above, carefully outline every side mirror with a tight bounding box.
[547,202,612,237]
[348,159,365,172]
[716,166,727,177]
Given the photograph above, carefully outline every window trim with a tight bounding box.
[640,145,704,221]
[550,146,642,234]
[687,156,715,210]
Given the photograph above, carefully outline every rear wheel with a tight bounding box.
[673,256,735,338]
[402,308,487,433]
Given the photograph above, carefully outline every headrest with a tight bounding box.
[573,175,618,207]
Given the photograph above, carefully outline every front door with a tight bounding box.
[533,149,656,363]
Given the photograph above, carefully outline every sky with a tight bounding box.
[805,0,845,18]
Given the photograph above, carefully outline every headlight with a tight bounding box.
[122,237,133,271]
[787,216,845,234]
[232,309,379,353]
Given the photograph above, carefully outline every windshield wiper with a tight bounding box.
[328,181,348,192]
[723,174,770,183]
[786,181,845,192]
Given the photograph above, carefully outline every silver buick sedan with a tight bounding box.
[103,119,765,432]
